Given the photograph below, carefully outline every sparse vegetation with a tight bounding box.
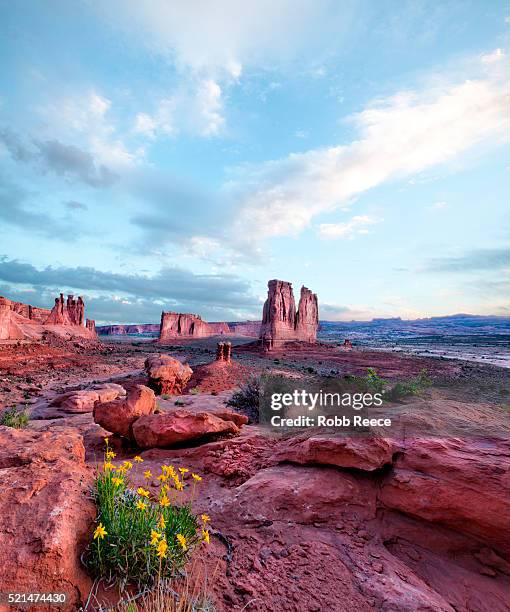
[1,405,29,429]
[384,368,432,402]
[84,441,210,591]
[226,375,261,422]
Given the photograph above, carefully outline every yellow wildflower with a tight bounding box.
[103,462,115,471]
[178,467,189,475]
[157,473,168,483]
[174,480,184,491]
[159,495,170,507]
[134,455,143,463]
[136,500,147,511]
[93,523,107,540]
[150,530,161,546]
[106,450,116,460]
[176,533,187,551]
[191,473,202,482]
[116,465,127,475]
[158,515,166,530]
[202,529,210,545]
[201,514,211,524]
[123,460,133,470]
[104,437,109,444]
[111,477,123,486]
[161,484,170,494]
[157,538,168,559]
[143,469,152,480]
[137,487,150,498]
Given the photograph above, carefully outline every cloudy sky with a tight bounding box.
[1,0,510,324]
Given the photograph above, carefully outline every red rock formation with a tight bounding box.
[145,354,193,395]
[343,338,353,349]
[0,297,24,340]
[93,384,156,439]
[159,312,230,341]
[132,409,242,448]
[295,285,319,342]
[230,320,261,337]
[0,428,95,608]
[259,279,318,349]
[216,341,232,363]
[86,319,97,336]
[97,323,160,335]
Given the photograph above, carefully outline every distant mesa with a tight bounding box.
[259,279,318,350]
[97,323,160,336]
[159,311,229,342]
[0,293,96,341]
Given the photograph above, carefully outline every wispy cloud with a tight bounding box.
[318,215,380,239]
[228,56,510,249]
[426,247,510,272]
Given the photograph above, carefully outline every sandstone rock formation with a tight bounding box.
[86,319,97,336]
[0,296,24,340]
[216,341,232,363]
[229,320,261,337]
[31,383,127,419]
[259,279,318,349]
[0,293,96,340]
[145,354,193,395]
[93,384,156,439]
[132,409,241,448]
[97,323,160,335]
[0,428,94,608]
[159,312,231,341]
[343,338,353,349]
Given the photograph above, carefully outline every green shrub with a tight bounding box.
[189,387,201,395]
[226,375,260,422]
[362,367,387,393]
[1,406,29,429]
[384,369,432,402]
[84,443,210,591]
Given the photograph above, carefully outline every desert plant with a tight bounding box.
[361,368,387,393]
[226,375,260,422]
[84,441,210,591]
[1,405,29,429]
[384,369,432,402]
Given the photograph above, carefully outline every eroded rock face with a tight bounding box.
[259,279,318,349]
[159,311,214,340]
[86,319,97,336]
[132,409,241,448]
[93,384,156,439]
[0,296,24,340]
[145,354,193,395]
[0,428,94,609]
[45,293,85,327]
[379,437,510,557]
[31,383,127,418]
[216,341,232,363]
[272,434,396,471]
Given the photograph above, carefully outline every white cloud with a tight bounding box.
[228,53,510,249]
[132,79,225,139]
[481,48,505,63]
[39,90,142,170]
[429,201,448,211]
[95,0,352,77]
[318,215,380,239]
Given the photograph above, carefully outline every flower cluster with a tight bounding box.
[86,438,211,589]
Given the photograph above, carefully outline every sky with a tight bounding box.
[1,0,510,325]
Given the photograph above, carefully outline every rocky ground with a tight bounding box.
[1,336,510,611]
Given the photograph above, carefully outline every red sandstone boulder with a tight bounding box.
[0,427,95,609]
[145,354,193,395]
[272,434,396,471]
[379,437,510,556]
[52,383,126,413]
[93,384,156,439]
[132,409,240,448]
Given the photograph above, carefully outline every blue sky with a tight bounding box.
[1,0,510,324]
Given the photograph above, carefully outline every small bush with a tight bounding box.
[84,442,210,591]
[1,406,29,429]
[226,375,260,422]
[384,369,432,402]
[189,388,201,395]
